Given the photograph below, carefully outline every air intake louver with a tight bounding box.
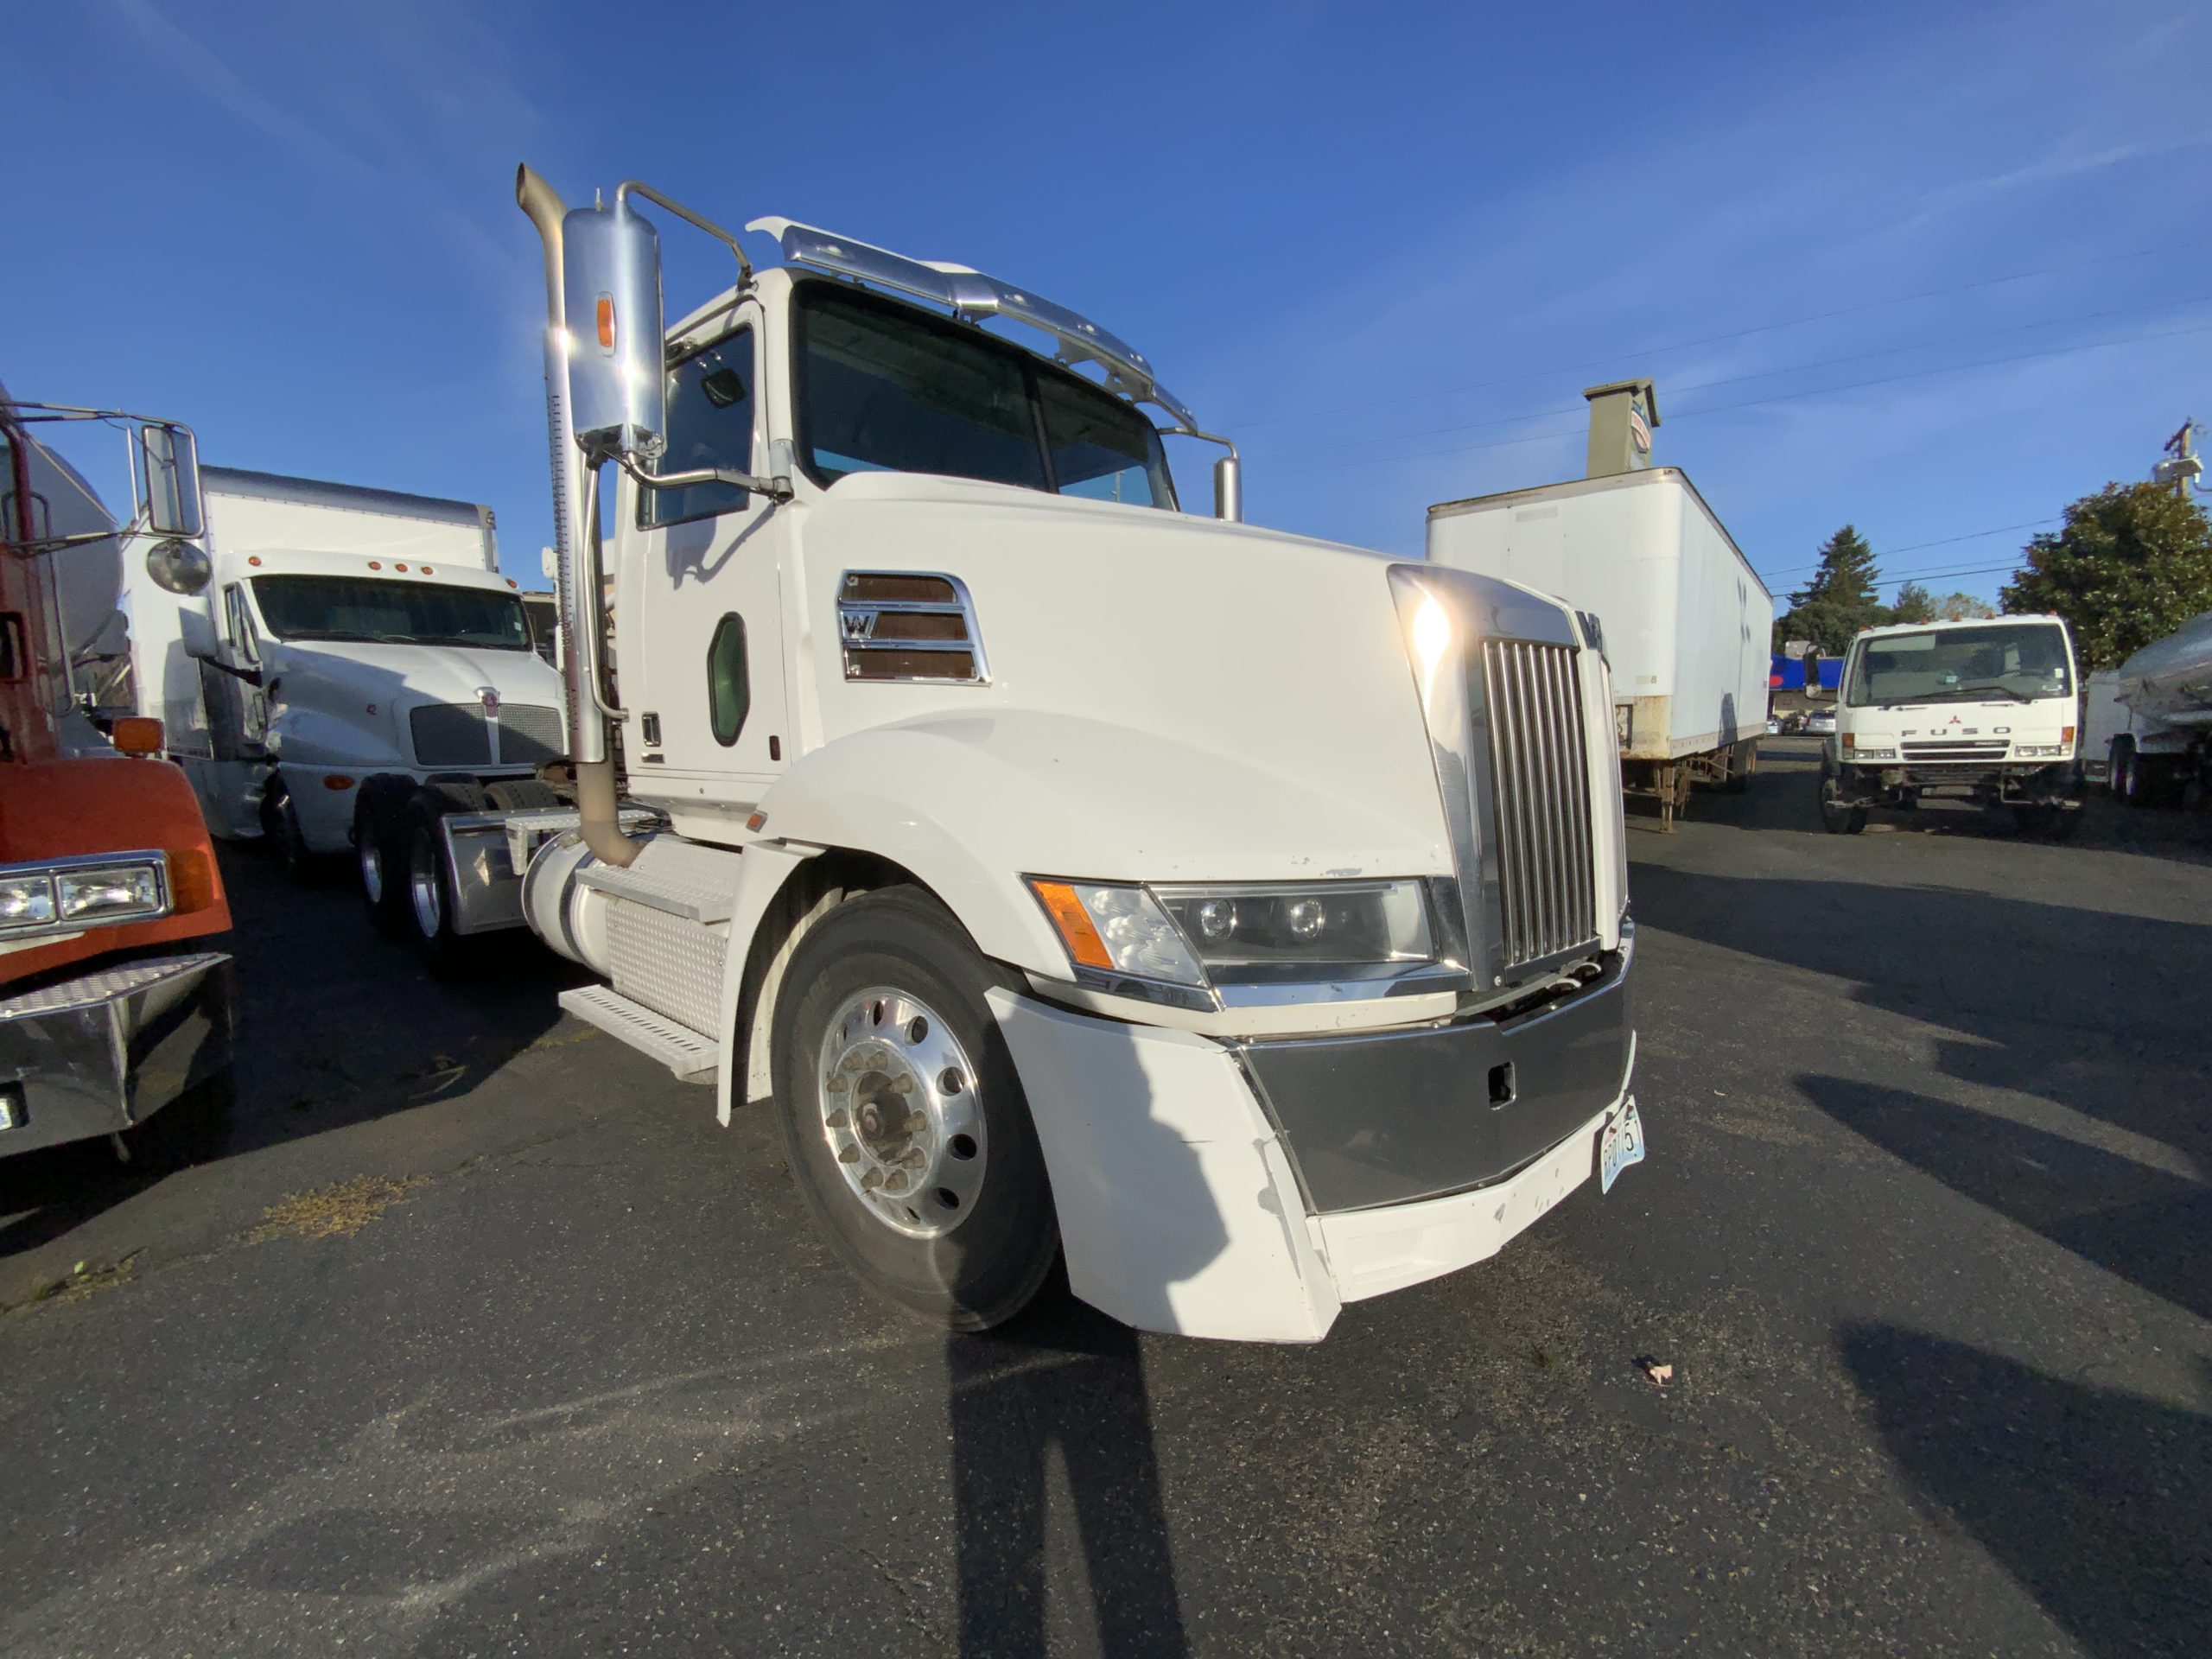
[1478,639,1599,972]
[836,572,988,683]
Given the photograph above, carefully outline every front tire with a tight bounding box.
[771,887,1060,1331]
[1818,774,1868,835]
[355,779,414,938]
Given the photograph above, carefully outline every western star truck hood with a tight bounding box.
[787,474,1529,883]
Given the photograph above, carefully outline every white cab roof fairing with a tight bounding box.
[745,216,1199,431]
[213,547,520,593]
[1852,613,2069,644]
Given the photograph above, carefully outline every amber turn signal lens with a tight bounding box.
[597,294,616,349]
[111,716,163,756]
[1028,880,1112,970]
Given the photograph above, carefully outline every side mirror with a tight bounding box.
[137,423,204,538]
[562,197,667,462]
[1213,453,1243,523]
[145,537,213,596]
[178,609,219,661]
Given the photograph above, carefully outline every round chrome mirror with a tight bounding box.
[144,537,213,596]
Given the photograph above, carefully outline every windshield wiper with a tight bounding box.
[1889,683,2033,705]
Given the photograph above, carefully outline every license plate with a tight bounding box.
[1599,1096,1645,1195]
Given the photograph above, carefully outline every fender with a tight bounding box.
[741,707,1452,982]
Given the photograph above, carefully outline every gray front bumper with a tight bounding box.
[0,953,235,1156]
[1238,928,1635,1212]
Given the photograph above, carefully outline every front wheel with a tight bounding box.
[771,887,1060,1331]
[1818,775,1868,835]
[403,782,489,973]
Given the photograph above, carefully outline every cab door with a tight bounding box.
[624,320,788,810]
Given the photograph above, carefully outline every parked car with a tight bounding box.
[1806,709,1835,735]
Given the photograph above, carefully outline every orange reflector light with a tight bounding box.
[745,810,767,832]
[597,294,615,349]
[368,560,382,569]
[396,563,409,572]
[247,555,262,567]
[322,773,355,791]
[111,715,163,756]
[1029,880,1112,970]
[422,565,434,575]
[170,845,219,917]
[1841,733,1855,750]
[2063,725,2076,744]
[506,578,518,588]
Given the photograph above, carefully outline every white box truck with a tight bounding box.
[1821,613,2083,836]
[1427,467,1773,830]
[2107,607,2212,807]
[447,165,1649,1343]
[123,468,570,898]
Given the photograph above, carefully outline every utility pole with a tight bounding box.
[2154,419,2203,495]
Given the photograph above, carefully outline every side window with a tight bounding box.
[707,613,749,746]
[224,584,260,663]
[646,329,757,527]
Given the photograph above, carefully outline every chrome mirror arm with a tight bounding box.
[614,451,792,504]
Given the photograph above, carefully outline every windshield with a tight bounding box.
[793,282,1176,509]
[251,575,531,650]
[1845,621,2072,707]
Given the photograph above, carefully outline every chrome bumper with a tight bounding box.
[0,953,235,1155]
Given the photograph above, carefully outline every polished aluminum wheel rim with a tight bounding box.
[360,832,385,904]
[409,830,443,938]
[816,987,985,1239]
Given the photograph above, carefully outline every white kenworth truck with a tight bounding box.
[482,165,1641,1342]
[1821,613,2084,836]
[122,467,569,912]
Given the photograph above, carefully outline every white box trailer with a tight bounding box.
[1427,468,1773,829]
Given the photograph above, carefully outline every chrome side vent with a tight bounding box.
[1478,639,1599,972]
[836,571,989,684]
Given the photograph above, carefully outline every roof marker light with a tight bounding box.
[421,566,434,575]
[247,555,263,567]
[368,561,382,569]
[506,579,518,588]
[396,563,410,572]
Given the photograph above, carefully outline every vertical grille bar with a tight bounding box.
[1478,638,1599,974]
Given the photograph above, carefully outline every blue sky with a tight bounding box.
[7,1,2209,611]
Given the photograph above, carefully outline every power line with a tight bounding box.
[1249,317,2212,475]
[1756,518,2059,584]
[1249,292,2212,466]
[1221,234,2212,432]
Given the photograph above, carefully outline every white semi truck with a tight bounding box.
[122,467,569,902]
[1821,613,2083,836]
[1427,461,1772,830]
[2100,609,2212,809]
[449,166,1643,1342]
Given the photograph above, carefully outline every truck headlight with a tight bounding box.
[0,854,170,938]
[0,874,58,931]
[1851,747,1897,761]
[58,861,168,923]
[1027,876,1438,992]
[2013,743,2069,758]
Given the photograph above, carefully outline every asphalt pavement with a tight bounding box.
[3,738,2208,1656]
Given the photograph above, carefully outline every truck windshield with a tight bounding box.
[1846,622,2072,707]
[792,282,1176,508]
[251,575,531,651]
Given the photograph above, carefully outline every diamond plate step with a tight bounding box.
[557,985,719,1084]
[575,836,742,925]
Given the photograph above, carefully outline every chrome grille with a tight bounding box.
[497,703,565,766]
[410,703,491,767]
[1478,639,1599,971]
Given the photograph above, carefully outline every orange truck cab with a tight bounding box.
[1,390,235,1160]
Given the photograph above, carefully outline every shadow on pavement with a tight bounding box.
[1627,863,2211,1161]
[950,1295,1188,1656]
[1802,1075,2212,1323]
[1840,1322,2212,1658]
[0,843,587,1271]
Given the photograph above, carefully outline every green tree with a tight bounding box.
[1933,591,1995,621]
[2001,482,2212,670]
[1891,580,1936,624]
[1777,524,1887,652]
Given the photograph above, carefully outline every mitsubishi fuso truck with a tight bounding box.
[1427,388,1773,831]
[2,387,234,1165]
[1821,613,2084,836]
[466,165,1643,1342]
[121,467,569,906]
